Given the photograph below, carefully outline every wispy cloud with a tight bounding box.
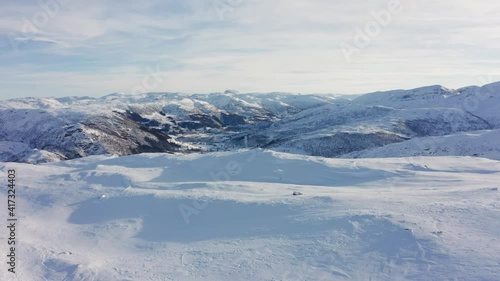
[1,0,500,99]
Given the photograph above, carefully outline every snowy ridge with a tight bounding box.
[260,82,500,157]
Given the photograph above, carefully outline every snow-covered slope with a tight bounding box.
[342,129,500,160]
[354,82,500,126]
[0,101,181,163]
[1,150,499,280]
[261,82,499,157]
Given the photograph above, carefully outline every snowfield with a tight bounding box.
[1,149,499,280]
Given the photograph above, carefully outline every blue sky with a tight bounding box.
[1,0,500,99]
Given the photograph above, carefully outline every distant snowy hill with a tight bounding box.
[1,82,499,163]
[262,83,499,158]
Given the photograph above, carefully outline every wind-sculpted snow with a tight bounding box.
[1,150,499,280]
[0,82,499,163]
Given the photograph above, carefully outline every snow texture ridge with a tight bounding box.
[1,150,499,280]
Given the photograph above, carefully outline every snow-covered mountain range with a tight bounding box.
[1,82,500,163]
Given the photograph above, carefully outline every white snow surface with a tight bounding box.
[1,149,499,280]
[341,129,500,160]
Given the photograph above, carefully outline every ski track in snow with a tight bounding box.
[1,150,499,280]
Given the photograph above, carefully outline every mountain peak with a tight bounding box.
[224,89,239,95]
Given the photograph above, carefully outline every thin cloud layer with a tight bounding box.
[1,0,499,99]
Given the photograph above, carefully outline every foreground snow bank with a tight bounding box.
[1,150,499,280]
